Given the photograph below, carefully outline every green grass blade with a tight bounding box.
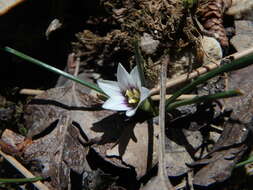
[2,46,105,95]
[0,177,43,184]
[166,89,243,111]
[236,156,253,168]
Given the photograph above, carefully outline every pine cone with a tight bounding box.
[197,0,232,47]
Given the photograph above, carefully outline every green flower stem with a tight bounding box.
[140,99,158,116]
[2,46,105,95]
[0,177,43,183]
[166,52,253,109]
[166,89,243,111]
[236,156,253,168]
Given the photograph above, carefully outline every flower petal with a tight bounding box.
[102,97,131,111]
[130,66,141,89]
[97,79,122,97]
[117,63,133,90]
[139,87,150,102]
[126,108,137,117]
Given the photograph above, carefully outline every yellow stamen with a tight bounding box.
[133,89,140,97]
[128,98,138,104]
[125,89,140,105]
[125,89,134,98]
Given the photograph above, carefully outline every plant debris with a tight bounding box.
[1,0,253,190]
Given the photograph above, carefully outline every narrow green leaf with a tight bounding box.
[2,46,105,95]
[0,177,43,184]
[166,52,253,109]
[167,89,243,111]
[236,156,253,168]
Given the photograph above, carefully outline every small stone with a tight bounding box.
[230,20,253,51]
[140,33,160,55]
[45,18,63,39]
[226,0,253,20]
[201,36,223,65]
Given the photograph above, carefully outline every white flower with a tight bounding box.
[97,63,150,117]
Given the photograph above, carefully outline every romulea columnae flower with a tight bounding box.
[97,63,150,117]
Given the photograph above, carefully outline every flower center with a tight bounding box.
[125,88,140,105]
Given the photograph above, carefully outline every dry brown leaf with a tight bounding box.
[105,120,159,178]
[192,64,253,187]
[21,83,159,188]
[192,121,249,187]
[165,127,202,177]
[224,64,253,123]
[22,84,103,189]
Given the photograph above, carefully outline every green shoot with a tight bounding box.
[2,46,105,95]
[0,177,43,184]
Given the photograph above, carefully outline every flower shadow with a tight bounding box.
[91,113,138,157]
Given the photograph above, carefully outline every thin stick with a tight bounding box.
[19,89,45,96]
[0,150,50,190]
[188,170,195,190]
[0,0,25,16]
[72,56,81,105]
[150,46,253,95]
[158,55,175,190]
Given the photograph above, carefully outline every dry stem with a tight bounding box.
[0,150,49,190]
[158,55,175,190]
[19,89,45,96]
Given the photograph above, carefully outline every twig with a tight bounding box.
[158,55,175,190]
[187,170,194,190]
[0,0,25,16]
[0,150,49,190]
[72,56,81,106]
[19,89,45,96]
[175,180,186,190]
[150,46,253,95]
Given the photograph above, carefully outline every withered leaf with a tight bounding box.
[192,121,249,187]
[165,127,203,177]
[21,83,159,188]
[192,62,253,187]
[104,119,159,178]
[224,64,253,123]
[193,144,247,186]
[20,78,135,189]
[23,84,102,189]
